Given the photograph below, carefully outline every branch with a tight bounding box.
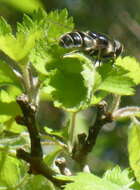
[112,106,140,120]
[16,94,70,187]
[16,94,42,157]
[72,101,113,165]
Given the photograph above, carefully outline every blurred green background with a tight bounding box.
[0,0,140,175]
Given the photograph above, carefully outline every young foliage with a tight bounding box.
[63,167,133,190]
[0,60,21,87]
[103,166,133,187]
[0,152,26,188]
[23,175,55,190]
[0,87,25,134]
[44,53,95,112]
[116,56,140,85]
[46,9,74,43]
[128,122,140,184]
[30,9,74,75]
[0,9,47,63]
[95,63,135,96]
[44,145,63,167]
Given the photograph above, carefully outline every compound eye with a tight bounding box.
[59,35,73,48]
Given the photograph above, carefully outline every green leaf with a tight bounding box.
[0,152,24,187]
[0,60,21,87]
[44,145,62,167]
[44,126,66,140]
[91,71,109,104]
[103,166,133,187]
[43,124,69,144]
[63,171,133,190]
[23,175,55,190]
[0,87,25,133]
[131,180,140,190]
[29,39,51,75]
[0,87,21,117]
[0,100,21,123]
[68,111,90,146]
[46,9,74,43]
[0,131,28,150]
[128,123,140,183]
[96,63,135,95]
[30,9,74,75]
[5,120,26,133]
[91,91,109,105]
[0,9,47,63]
[0,17,12,35]
[116,56,140,85]
[74,111,90,138]
[44,53,95,112]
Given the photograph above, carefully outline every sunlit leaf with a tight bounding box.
[128,123,140,183]
[63,170,133,190]
[0,9,47,63]
[23,175,55,190]
[96,63,135,95]
[0,60,20,87]
[44,146,62,167]
[103,166,133,187]
[116,56,140,85]
[44,53,95,112]
[0,152,24,187]
[30,9,74,75]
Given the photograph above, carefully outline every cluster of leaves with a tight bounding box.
[58,166,134,190]
[0,8,140,190]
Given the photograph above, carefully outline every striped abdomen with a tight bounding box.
[59,31,97,51]
[59,31,123,59]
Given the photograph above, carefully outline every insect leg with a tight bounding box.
[62,50,80,58]
[95,50,102,67]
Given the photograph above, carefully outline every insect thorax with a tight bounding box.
[59,31,123,60]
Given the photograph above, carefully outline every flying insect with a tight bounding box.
[59,31,123,62]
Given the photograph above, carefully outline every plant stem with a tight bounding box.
[16,94,42,157]
[16,94,70,187]
[112,106,140,119]
[41,134,68,149]
[19,62,40,106]
[68,112,77,152]
[108,95,121,113]
[72,102,113,166]
[20,64,32,101]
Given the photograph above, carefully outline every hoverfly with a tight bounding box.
[59,31,123,63]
